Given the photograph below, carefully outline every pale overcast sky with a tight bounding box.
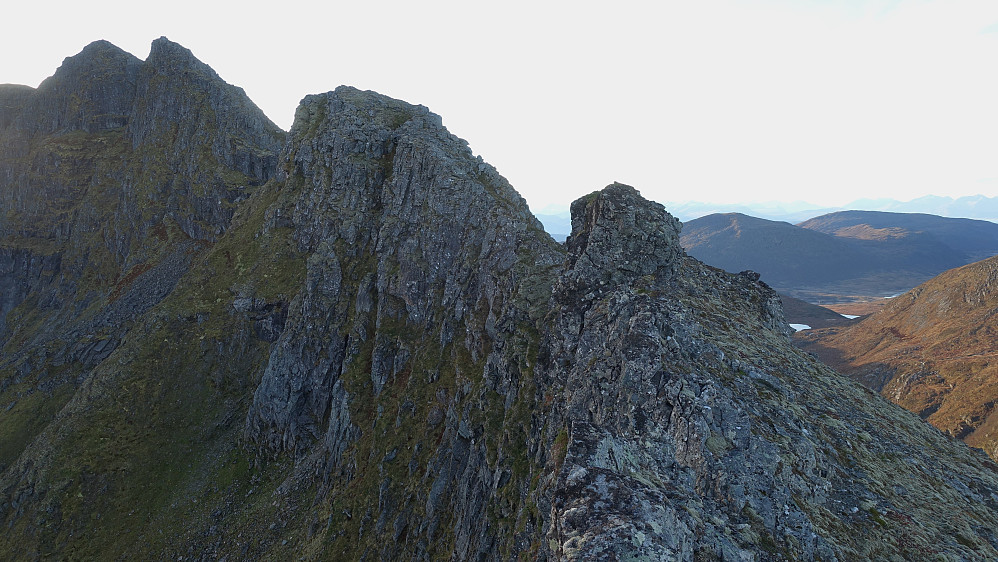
[4,0,998,211]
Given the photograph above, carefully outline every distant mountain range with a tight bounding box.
[533,212,572,241]
[668,194,998,223]
[535,195,998,241]
[797,254,998,460]
[680,210,998,302]
[800,210,998,263]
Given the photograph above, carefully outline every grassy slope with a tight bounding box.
[797,255,998,459]
[0,176,307,559]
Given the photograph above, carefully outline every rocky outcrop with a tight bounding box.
[242,86,563,559]
[534,185,998,560]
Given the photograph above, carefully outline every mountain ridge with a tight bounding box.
[537,195,998,239]
[800,210,998,262]
[4,39,998,560]
[0,36,284,477]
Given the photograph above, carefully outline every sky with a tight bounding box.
[4,0,998,212]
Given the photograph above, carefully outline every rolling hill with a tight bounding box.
[681,210,998,302]
[800,210,998,263]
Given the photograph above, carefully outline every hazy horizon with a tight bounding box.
[536,192,998,217]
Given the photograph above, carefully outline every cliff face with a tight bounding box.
[4,40,998,561]
[240,86,564,559]
[0,37,283,476]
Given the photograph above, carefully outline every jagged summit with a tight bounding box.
[23,39,142,133]
[286,85,533,221]
[140,36,239,98]
[245,79,563,492]
[51,39,141,75]
[564,182,684,291]
[147,36,208,67]
[0,38,287,479]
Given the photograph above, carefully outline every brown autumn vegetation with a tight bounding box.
[797,255,998,460]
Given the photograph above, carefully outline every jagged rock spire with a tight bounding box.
[555,183,684,312]
[566,182,684,285]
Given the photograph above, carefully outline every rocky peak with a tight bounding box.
[240,84,563,559]
[246,83,562,457]
[45,40,141,85]
[128,37,284,181]
[1,37,284,246]
[21,40,141,134]
[145,36,216,76]
[566,183,683,285]
[556,183,683,312]
[0,38,286,429]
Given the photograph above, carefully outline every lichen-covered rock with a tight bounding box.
[563,183,683,292]
[533,185,998,560]
[242,86,564,558]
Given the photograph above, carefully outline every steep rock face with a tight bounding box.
[534,186,998,560]
[128,38,283,219]
[242,86,564,559]
[0,85,38,129]
[0,37,284,471]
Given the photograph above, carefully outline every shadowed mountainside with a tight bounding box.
[0,37,284,472]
